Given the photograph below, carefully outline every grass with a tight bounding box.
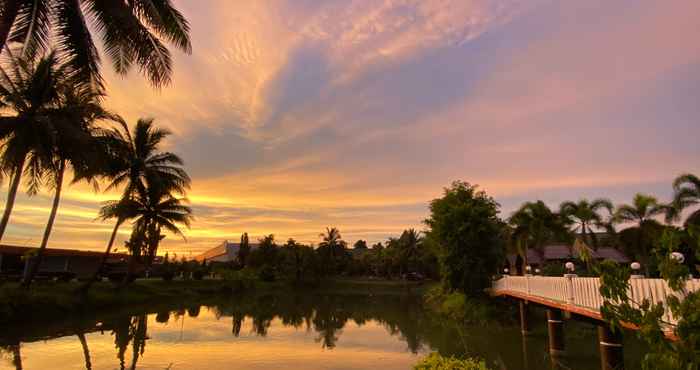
[0,277,431,325]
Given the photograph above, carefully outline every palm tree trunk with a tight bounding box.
[81,219,122,293]
[0,158,25,241]
[22,160,65,287]
[120,253,138,289]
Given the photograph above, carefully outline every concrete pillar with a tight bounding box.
[598,325,624,370]
[519,300,531,335]
[547,309,565,355]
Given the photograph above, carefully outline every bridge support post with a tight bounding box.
[598,325,623,370]
[519,300,530,335]
[547,309,565,355]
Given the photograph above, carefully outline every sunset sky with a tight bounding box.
[2,0,699,256]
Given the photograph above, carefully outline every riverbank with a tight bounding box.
[0,278,432,324]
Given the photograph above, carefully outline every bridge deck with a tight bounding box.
[491,275,700,337]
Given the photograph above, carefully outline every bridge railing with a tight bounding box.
[492,275,700,326]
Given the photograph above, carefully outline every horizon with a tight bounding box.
[1,0,699,254]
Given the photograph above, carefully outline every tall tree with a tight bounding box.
[318,227,347,275]
[559,198,613,249]
[238,232,250,266]
[425,181,504,295]
[0,51,64,241]
[21,66,116,287]
[398,228,423,274]
[668,173,700,227]
[1,0,192,87]
[508,200,566,271]
[614,193,665,275]
[82,118,189,291]
[119,181,192,285]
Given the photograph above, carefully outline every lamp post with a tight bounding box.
[630,262,643,279]
[525,265,532,276]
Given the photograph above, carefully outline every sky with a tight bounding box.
[2,0,699,256]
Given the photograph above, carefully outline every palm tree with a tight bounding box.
[21,66,116,287]
[81,118,189,291]
[559,198,613,249]
[614,193,665,275]
[318,227,346,274]
[508,201,565,273]
[1,0,192,87]
[106,181,192,285]
[0,51,64,241]
[668,173,700,226]
[398,228,423,274]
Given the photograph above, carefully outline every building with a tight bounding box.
[0,244,130,280]
[194,240,259,263]
[506,243,630,274]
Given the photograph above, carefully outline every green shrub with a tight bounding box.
[258,264,276,282]
[221,269,257,292]
[414,353,490,370]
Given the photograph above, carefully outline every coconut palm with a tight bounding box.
[559,198,613,249]
[81,118,189,291]
[102,180,192,285]
[21,74,116,287]
[614,193,665,275]
[668,173,700,226]
[1,0,191,87]
[398,228,423,274]
[0,50,64,241]
[318,227,346,274]
[508,201,566,272]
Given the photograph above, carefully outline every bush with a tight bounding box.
[161,269,175,281]
[221,269,257,292]
[258,264,276,282]
[414,353,490,370]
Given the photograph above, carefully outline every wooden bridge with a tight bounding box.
[491,275,700,369]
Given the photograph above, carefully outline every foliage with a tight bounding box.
[414,353,490,370]
[0,0,192,87]
[239,232,251,266]
[508,200,568,271]
[559,198,613,248]
[425,181,504,296]
[596,228,700,370]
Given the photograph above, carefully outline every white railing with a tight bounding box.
[492,275,700,326]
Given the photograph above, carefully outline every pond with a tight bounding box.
[0,292,643,369]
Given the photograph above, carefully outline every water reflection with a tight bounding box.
[0,293,643,370]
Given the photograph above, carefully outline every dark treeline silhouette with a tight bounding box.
[205,227,440,284]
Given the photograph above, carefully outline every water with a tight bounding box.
[0,293,643,369]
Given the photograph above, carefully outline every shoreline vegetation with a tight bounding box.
[0,278,434,325]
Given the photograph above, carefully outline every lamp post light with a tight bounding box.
[535,268,541,275]
[564,262,576,278]
[525,265,532,276]
[504,268,510,275]
[670,252,685,264]
[630,262,644,279]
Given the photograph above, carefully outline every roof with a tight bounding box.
[507,244,630,264]
[194,240,259,262]
[542,245,572,260]
[0,244,129,259]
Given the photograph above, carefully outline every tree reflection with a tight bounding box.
[77,332,92,370]
[0,343,22,370]
[112,315,148,370]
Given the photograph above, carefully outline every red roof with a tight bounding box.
[0,244,129,259]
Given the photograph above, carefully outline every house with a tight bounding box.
[506,242,630,274]
[0,244,130,280]
[194,240,259,263]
